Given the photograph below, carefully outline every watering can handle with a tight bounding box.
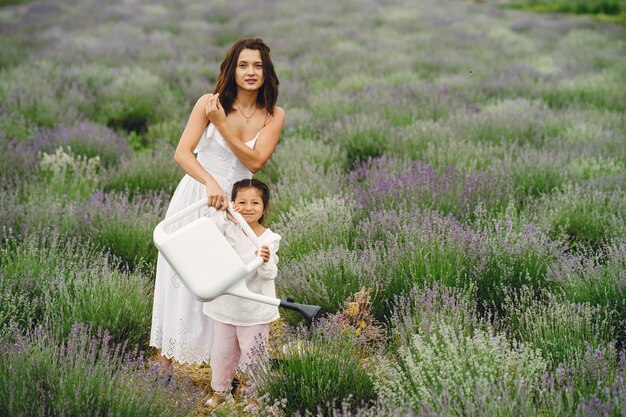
[226,203,263,251]
[155,197,263,251]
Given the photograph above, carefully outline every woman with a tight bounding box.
[150,38,285,367]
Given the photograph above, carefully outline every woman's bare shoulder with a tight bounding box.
[269,106,285,124]
[272,106,285,117]
[196,93,214,107]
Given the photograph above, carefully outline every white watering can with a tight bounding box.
[153,198,321,324]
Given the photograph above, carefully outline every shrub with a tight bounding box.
[537,344,626,416]
[346,156,499,219]
[0,324,199,417]
[272,195,358,261]
[75,190,168,269]
[325,114,391,166]
[0,231,153,349]
[254,329,377,416]
[101,146,181,198]
[498,287,616,368]
[25,121,130,167]
[0,187,166,271]
[532,185,625,251]
[277,246,383,319]
[0,60,84,127]
[458,98,552,147]
[94,66,178,134]
[469,212,560,311]
[499,146,569,201]
[377,322,547,415]
[270,162,343,225]
[355,205,560,313]
[37,146,101,201]
[542,67,626,112]
[550,240,626,344]
[388,282,485,352]
[145,118,185,148]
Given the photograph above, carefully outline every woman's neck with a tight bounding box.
[236,89,259,110]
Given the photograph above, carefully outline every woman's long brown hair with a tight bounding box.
[213,38,279,116]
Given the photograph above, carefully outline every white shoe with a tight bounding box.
[204,393,233,407]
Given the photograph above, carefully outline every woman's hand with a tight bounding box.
[205,181,228,211]
[204,93,226,127]
[256,245,271,263]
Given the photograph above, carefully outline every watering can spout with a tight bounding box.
[279,296,321,325]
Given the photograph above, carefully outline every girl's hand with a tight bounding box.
[256,245,270,262]
[204,93,226,127]
[205,181,228,211]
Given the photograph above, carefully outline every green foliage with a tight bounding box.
[6,188,166,271]
[461,98,552,147]
[388,283,487,352]
[278,247,375,319]
[505,0,625,15]
[75,192,165,270]
[0,325,198,417]
[254,335,377,416]
[94,67,178,134]
[541,67,626,111]
[145,118,186,148]
[377,322,546,415]
[503,147,569,201]
[535,344,626,416]
[0,232,153,349]
[101,147,181,198]
[273,195,358,261]
[553,241,626,344]
[36,146,101,201]
[532,185,626,251]
[499,287,616,368]
[326,114,391,167]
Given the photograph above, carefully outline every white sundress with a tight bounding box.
[149,123,260,364]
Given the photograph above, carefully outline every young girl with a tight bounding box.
[203,178,281,407]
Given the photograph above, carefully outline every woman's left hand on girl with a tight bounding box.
[256,245,270,262]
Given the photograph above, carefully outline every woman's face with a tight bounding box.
[235,48,265,92]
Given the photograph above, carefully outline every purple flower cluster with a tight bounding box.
[2,121,129,180]
[539,346,626,415]
[346,156,495,217]
[0,323,201,416]
[24,121,130,166]
[389,282,483,347]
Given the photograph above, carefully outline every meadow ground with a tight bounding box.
[0,0,625,416]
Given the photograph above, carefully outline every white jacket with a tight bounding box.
[202,212,281,326]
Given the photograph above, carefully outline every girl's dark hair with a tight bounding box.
[231,178,270,225]
[214,38,279,116]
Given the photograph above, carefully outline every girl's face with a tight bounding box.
[233,187,265,225]
[235,48,265,92]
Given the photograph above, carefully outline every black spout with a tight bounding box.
[279,297,321,325]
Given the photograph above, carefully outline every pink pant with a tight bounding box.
[210,320,269,393]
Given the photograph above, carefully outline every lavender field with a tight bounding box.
[1,0,625,416]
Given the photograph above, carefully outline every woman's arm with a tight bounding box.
[208,97,285,173]
[174,94,229,209]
